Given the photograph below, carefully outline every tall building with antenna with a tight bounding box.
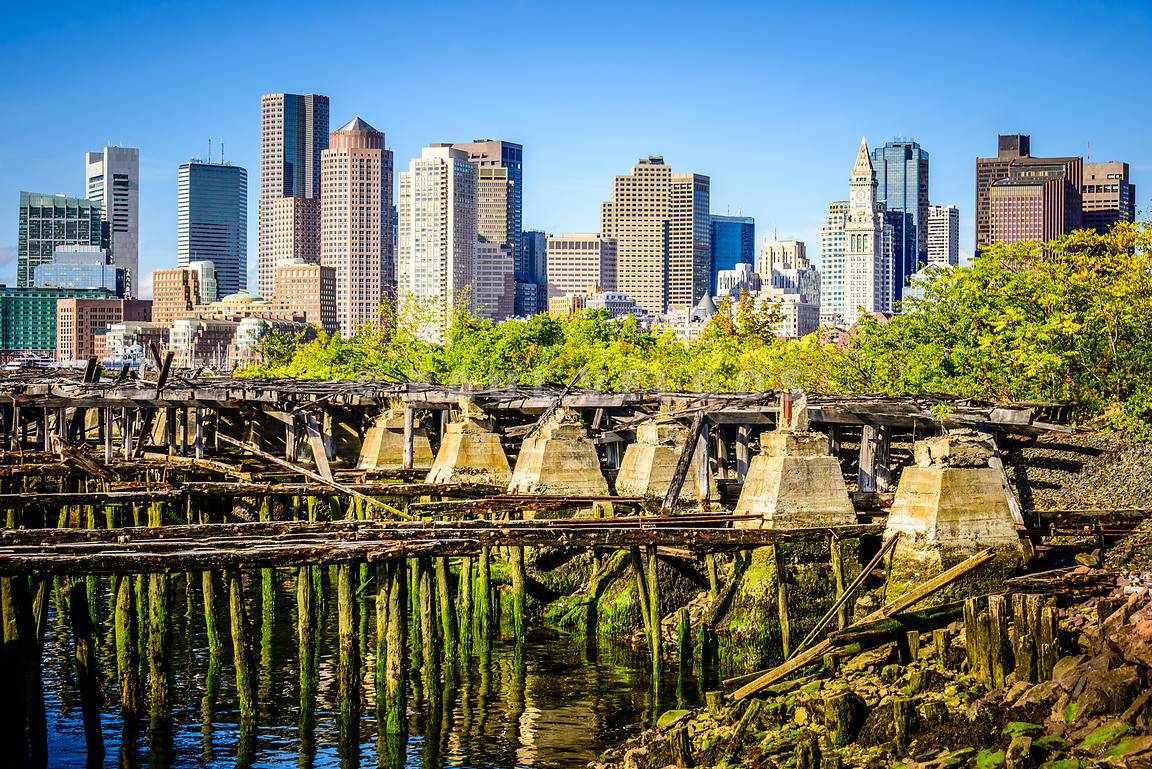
[178,150,248,299]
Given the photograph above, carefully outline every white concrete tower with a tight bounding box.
[85,146,139,296]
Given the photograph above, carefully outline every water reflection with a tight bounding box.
[40,571,707,768]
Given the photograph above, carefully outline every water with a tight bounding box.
[38,571,706,768]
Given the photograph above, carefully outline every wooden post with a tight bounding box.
[435,555,458,655]
[706,553,719,604]
[228,571,254,723]
[660,412,707,515]
[858,425,878,493]
[41,408,50,451]
[147,572,171,725]
[629,547,652,640]
[987,594,1008,688]
[892,696,914,754]
[933,628,950,670]
[695,420,711,505]
[875,426,892,492]
[772,544,792,658]
[202,571,222,660]
[975,610,992,687]
[337,563,359,717]
[104,407,114,464]
[115,575,139,727]
[402,407,414,470]
[715,428,729,481]
[384,559,407,733]
[830,535,848,631]
[166,409,177,455]
[1012,593,1036,683]
[8,405,18,450]
[1037,606,1058,681]
[194,409,204,460]
[458,555,473,652]
[68,580,104,762]
[418,557,438,675]
[646,545,662,675]
[477,548,491,643]
[827,424,841,457]
[510,547,526,641]
[677,607,691,671]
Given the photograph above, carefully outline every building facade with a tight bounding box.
[85,146,139,295]
[0,287,112,359]
[760,240,819,307]
[273,258,337,334]
[452,140,523,261]
[151,267,203,327]
[320,117,394,338]
[819,202,849,320]
[545,234,617,296]
[716,262,761,297]
[33,246,126,296]
[926,205,959,267]
[474,241,515,321]
[601,156,710,315]
[17,192,107,288]
[177,160,247,298]
[397,145,478,336]
[1082,161,1136,235]
[709,215,754,295]
[871,139,928,286]
[989,158,1083,246]
[57,298,151,361]
[517,230,548,316]
[258,93,329,298]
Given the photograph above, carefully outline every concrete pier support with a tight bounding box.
[509,408,609,517]
[733,431,855,529]
[882,430,1026,601]
[358,409,434,472]
[425,402,511,486]
[615,421,716,502]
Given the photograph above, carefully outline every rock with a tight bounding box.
[1052,654,1090,686]
[1077,550,1102,568]
[1012,681,1062,711]
[1005,735,1034,769]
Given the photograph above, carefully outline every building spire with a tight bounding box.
[852,137,873,177]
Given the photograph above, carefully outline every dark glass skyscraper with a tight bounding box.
[708,215,754,295]
[871,140,928,296]
[178,161,248,299]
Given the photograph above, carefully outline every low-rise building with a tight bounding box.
[586,291,641,318]
[758,287,820,339]
[0,286,113,361]
[717,262,761,297]
[103,322,169,358]
[57,298,151,361]
[273,258,337,333]
[34,246,127,297]
[548,294,587,317]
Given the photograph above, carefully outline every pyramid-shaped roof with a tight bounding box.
[338,116,378,133]
[852,137,873,176]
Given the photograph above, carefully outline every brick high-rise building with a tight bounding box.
[273,257,337,334]
[151,267,202,327]
[258,93,329,298]
[56,298,151,361]
[976,134,1082,251]
[600,156,709,315]
[1082,161,1136,235]
[320,117,393,338]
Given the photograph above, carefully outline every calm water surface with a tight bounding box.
[40,572,706,768]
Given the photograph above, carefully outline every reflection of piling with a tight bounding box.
[384,559,408,733]
[68,580,104,762]
[227,571,254,724]
[435,556,457,657]
[297,565,316,733]
[477,548,492,645]
[646,545,662,684]
[115,574,139,726]
[147,573,171,726]
[510,546,526,640]
[337,563,359,719]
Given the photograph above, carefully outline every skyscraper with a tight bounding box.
[871,139,928,289]
[1082,161,1136,234]
[85,146,139,295]
[397,145,478,336]
[320,117,394,338]
[819,201,849,319]
[259,93,329,298]
[17,192,107,288]
[975,135,1082,252]
[545,234,617,295]
[989,158,1082,247]
[451,140,522,255]
[518,230,548,316]
[709,215,754,295]
[926,205,959,267]
[825,139,893,320]
[178,160,247,298]
[601,156,710,315]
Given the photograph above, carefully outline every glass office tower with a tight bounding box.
[870,140,928,297]
[178,161,248,299]
[709,215,754,295]
[17,192,108,288]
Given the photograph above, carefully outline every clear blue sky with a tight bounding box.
[1,0,1149,296]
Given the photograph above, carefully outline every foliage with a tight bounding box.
[239,221,1152,434]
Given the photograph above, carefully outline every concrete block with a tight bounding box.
[508,408,609,497]
[426,409,511,486]
[734,430,855,529]
[357,409,434,471]
[615,420,717,502]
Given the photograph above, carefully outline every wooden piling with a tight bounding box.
[933,628,950,670]
[987,594,1008,688]
[227,571,254,723]
[458,555,473,652]
[646,545,662,674]
[68,580,104,762]
[418,557,439,674]
[385,558,407,734]
[201,571,222,660]
[435,555,458,655]
[510,546,526,641]
[147,572,171,725]
[677,607,691,670]
[630,547,652,641]
[1012,593,1036,683]
[735,425,751,482]
[1037,605,1058,681]
[830,535,848,630]
[477,547,492,643]
[115,575,139,726]
[337,562,359,717]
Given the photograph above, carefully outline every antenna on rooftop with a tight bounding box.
[221,142,224,164]
[208,137,212,164]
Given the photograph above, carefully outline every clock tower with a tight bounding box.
[848,137,877,220]
[841,137,894,316]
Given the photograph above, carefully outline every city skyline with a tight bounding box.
[0,1,1149,297]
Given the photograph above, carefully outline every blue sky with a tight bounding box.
[1,0,1149,296]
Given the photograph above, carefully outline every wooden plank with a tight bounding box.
[660,411,707,516]
[304,415,333,482]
